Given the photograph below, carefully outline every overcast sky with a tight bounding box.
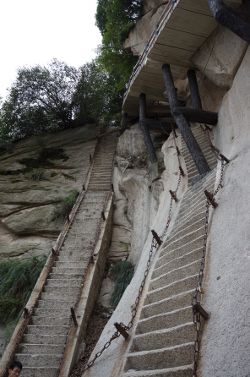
[0,0,102,99]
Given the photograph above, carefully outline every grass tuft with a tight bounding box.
[0,256,46,324]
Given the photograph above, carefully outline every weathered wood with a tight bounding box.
[187,70,202,110]
[162,64,210,175]
[208,0,250,43]
[139,93,157,163]
[151,229,163,246]
[173,106,218,125]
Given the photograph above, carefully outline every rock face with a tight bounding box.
[0,125,97,259]
[192,26,247,89]
[124,1,169,56]
[108,124,165,265]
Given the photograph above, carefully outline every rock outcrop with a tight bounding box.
[0,125,98,259]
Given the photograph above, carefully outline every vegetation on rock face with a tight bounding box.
[110,260,134,307]
[0,257,46,325]
[61,189,79,218]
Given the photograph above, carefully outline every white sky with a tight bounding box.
[0,0,102,99]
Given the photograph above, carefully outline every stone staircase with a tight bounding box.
[121,125,217,377]
[13,132,118,377]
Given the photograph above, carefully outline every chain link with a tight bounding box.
[84,131,183,371]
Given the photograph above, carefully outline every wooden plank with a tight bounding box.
[158,27,206,51]
[167,8,217,37]
[178,0,213,16]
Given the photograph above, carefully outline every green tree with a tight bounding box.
[96,0,143,92]
[1,60,80,141]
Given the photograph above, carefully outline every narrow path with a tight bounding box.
[12,132,118,377]
[120,125,217,377]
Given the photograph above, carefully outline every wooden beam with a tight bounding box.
[208,0,250,43]
[173,107,218,125]
[139,93,157,163]
[162,64,210,176]
[187,70,202,110]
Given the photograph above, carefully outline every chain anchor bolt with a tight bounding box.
[204,190,218,208]
[114,322,129,340]
[169,190,178,202]
[151,230,162,246]
[193,303,210,320]
[70,307,78,327]
[179,166,185,177]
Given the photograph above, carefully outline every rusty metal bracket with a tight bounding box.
[151,230,162,246]
[169,190,178,202]
[193,303,210,320]
[101,211,106,221]
[114,322,129,340]
[179,166,185,177]
[204,190,218,208]
[70,307,78,327]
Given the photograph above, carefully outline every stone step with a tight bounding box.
[48,272,83,280]
[32,314,70,326]
[40,292,76,303]
[15,353,62,368]
[158,235,204,266]
[174,208,206,230]
[150,260,200,290]
[21,367,58,377]
[19,343,65,355]
[123,364,193,377]
[131,323,195,352]
[26,325,68,336]
[154,248,202,276]
[34,306,70,317]
[37,299,72,310]
[23,334,66,345]
[147,275,198,304]
[136,307,193,335]
[166,216,205,245]
[51,266,85,275]
[43,285,80,296]
[125,342,194,371]
[162,227,204,253]
[46,278,82,288]
[141,290,194,319]
[54,261,87,269]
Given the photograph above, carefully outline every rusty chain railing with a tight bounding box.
[192,125,229,377]
[83,131,184,371]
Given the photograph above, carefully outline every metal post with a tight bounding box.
[162,64,210,176]
[187,70,202,110]
[139,93,157,163]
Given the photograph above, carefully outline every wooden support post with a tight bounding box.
[89,154,92,163]
[208,0,250,43]
[70,307,78,327]
[151,230,162,246]
[173,107,218,126]
[204,190,218,208]
[193,303,210,320]
[139,93,157,163]
[179,166,185,177]
[114,322,129,340]
[162,64,210,176]
[101,211,106,221]
[187,70,202,110]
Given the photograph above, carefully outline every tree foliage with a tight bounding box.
[96,0,143,91]
[0,59,120,142]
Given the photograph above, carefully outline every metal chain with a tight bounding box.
[192,156,227,377]
[84,131,183,371]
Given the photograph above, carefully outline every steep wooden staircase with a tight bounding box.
[5,132,118,377]
[120,125,217,377]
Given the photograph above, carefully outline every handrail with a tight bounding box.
[0,137,100,377]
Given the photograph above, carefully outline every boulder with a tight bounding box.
[192,26,248,89]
